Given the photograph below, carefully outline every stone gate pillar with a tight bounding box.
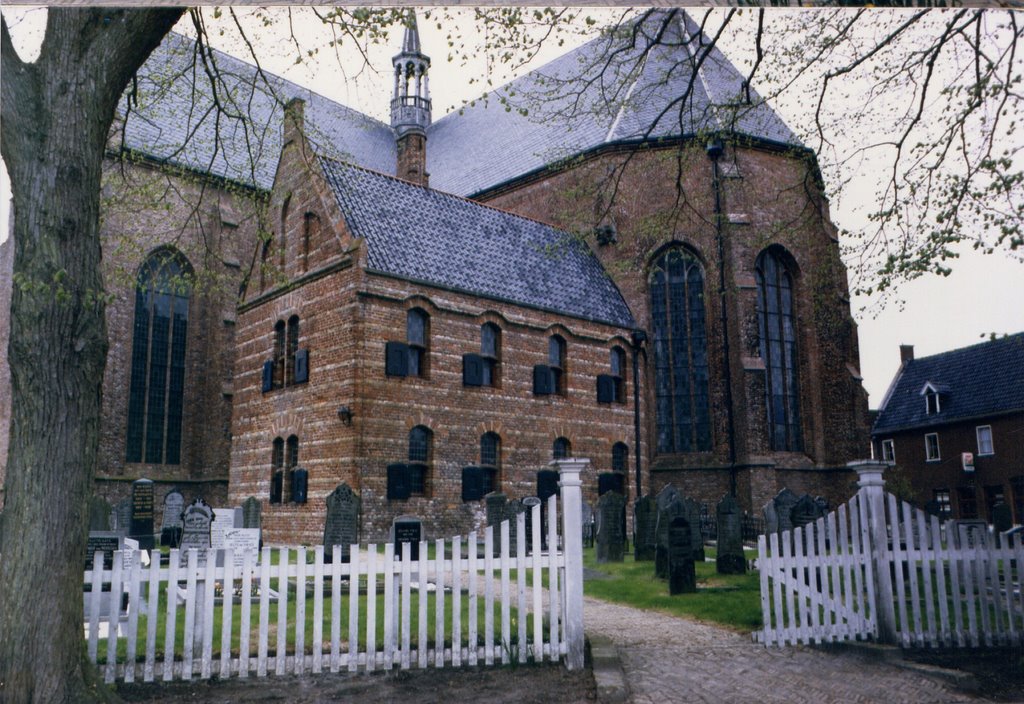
[851,459,897,644]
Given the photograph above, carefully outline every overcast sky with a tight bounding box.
[2,6,1022,408]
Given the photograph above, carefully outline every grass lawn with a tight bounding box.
[582,546,763,632]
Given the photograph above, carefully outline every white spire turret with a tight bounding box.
[391,10,431,137]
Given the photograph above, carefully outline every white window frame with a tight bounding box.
[925,432,941,462]
[881,439,895,463]
[925,390,940,414]
[976,425,994,456]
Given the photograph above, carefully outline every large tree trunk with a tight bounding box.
[0,9,183,702]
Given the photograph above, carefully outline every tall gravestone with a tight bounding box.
[161,490,185,547]
[113,498,132,537]
[771,488,800,534]
[242,496,262,531]
[179,498,213,566]
[668,517,697,594]
[522,497,542,552]
[680,496,705,562]
[596,491,626,563]
[790,494,827,547]
[88,496,112,532]
[581,502,594,548]
[485,492,508,531]
[715,494,746,574]
[633,495,657,561]
[655,493,685,579]
[130,478,155,549]
[323,483,360,563]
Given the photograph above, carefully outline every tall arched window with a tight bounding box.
[273,320,286,389]
[756,248,802,451]
[286,315,300,386]
[481,323,501,387]
[270,437,284,504]
[612,442,629,474]
[480,432,501,494]
[648,246,711,453]
[126,249,192,464]
[407,308,429,377]
[408,425,432,496]
[553,437,571,460]
[285,434,299,501]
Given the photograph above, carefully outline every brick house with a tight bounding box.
[0,10,871,539]
[872,334,1024,524]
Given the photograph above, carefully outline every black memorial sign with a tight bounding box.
[393,518,422,561]
[85,532,123,570]
[130,478,155,550]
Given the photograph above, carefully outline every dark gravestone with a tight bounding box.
[486,493,508,531]
[323,483,360,563]
[504,499,524,551]
[179,498,213,566]
[992,503,1013,533]
[113,498,132,536]
[762,500,778,535]
[668,517,697,595]
[598,472,625,497]
[393,517,422,561]
[537,471,560,548]
[772,489,800,534]
[88,496,112,532]
[161,490,185,547]
[656,496,685,579]
[790,494,826,547]
[716,494,746,575]
[596,491,626,563]
[581,502,594,548]
[241,496,262,530]
[85,532,123,569]
[680,496,705,562]
[523,497,542,552]
[633,495,657,561]
[130,478,155,550]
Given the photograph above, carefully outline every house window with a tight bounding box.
[126,249,191,465]
[480,432,500,494]
[976,425,994,455]
[649,246,711,453]
[407,308,429,377]
[924,433,940,462]
[553,437,571,460]
[285,435,299,502]
[1011,476,1024,524]
[549,335,567,395]
[612,442,628,474]
[881,439,895,463]
[481,323,500,387]
[611,346,627,403]
[957,486,978,519]
[756,248,802,452]
[933,489,951,520]
[925,389,940,415]
[270,437,284,504]
[408,425,431,496]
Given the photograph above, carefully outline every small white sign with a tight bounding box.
[962,452,975,472]
[223,528,260,569]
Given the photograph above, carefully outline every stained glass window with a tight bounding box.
[756,249,802,452]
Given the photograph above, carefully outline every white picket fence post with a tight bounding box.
[852,460,898,644]
[554,457,586,671]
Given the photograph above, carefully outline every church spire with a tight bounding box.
[391,10,431,186]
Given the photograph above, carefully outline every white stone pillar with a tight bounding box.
[851,459,897,644]
[554,457,586,670]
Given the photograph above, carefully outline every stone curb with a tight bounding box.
[588,634,629,704]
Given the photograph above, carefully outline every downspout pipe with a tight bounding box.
[707,137,738,497]
[630,330,647,499]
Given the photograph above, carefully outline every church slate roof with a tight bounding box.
[317,156,636,329]
[872,333,1024,434]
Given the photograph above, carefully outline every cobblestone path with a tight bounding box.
[583,596,984,704]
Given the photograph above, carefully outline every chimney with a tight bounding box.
[899,345,914,364]
[283,97,305,146]
[390,10,431,187]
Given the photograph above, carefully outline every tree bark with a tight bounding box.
[0,9,183,702]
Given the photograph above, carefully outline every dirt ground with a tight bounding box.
[117,663,596,704]
[901,647,1024,702]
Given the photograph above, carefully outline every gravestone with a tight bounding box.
[241,496,262,530]
[537,470,559,548]
[223,528,260,570]
[668,517,697,594]
[596,491,626,563]
[88,496,112,532]
[581,502,594,548]
[85,531,123,569]
[129,478,155,549]
[393,516,422,561]
[503,499,524,551]
[179,498,213,566]
[790,494,827,547]
[210,508,237,550]
[771,489,800,534]
[655,495,685,579]
[992,503,1013,533]
[522,497,542,552]
[113,498,132,536]
[949,519,990,549]
[161,490,185,547]
[762,500,778,535]
[485,493,508,531]
[323,483,361,563]
[715,494,746,574]
[680,496,705,562]
[633,495,657,561]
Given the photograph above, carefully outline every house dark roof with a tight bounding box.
[318,157,635,329]
[872,333,1024,434]
[122,11,799,197]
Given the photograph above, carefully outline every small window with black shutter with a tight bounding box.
[480,432,500,494]
[294,348,309,384]
[596,375,617,403]
[553,436,571,460]
[463,354,484,386]
[612,442,628,474]
[407,308,429,378]
[262,360,275,393]
[611,346,626,403]
[286,316,300,386]
[407,425,431,496]
[549,335,566,395]
[533,364,554,395]
[387,463,411,500]
[285,435,299,502]
[461,466,484,502]
[273,320,286,389]
[481,323,501,387]
[270,437,284,504]
[386,341,409,377]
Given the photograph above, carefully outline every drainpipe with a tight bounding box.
[630,330,647,498]
[707,137,738,497]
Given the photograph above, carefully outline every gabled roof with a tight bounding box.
[873,333,1024,434]
[317,157,635,329]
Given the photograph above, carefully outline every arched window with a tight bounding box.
[286,315,300,386]
[480,432,501,494]
[553,437,571,460]
[407,308,429,377]
[549,335,567,395]
[285,434,299,502]
[126,249,192,464]
[648,246,711,453]
[273,320,286,389]
[612,442,628,474]
[408,425,432,496]
[611,346,627,403]
[270,437,284,504]
[481,323,501,387]
[756,249,802,451]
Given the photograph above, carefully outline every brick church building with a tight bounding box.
[0,11,871,542]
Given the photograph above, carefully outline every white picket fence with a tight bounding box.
[757,463,1024,649]
[83,460,588,683]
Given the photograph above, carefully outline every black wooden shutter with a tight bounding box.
[536,469,559,501]
[533,364,553,395]
[387,463,411,500]
[596,374,616,403]
[270,471,283,504]
[385,342,409,377]
[291,468,308,504]
[294,349,309,384]
[463,354,484,387]
[262,360,274,392]
[462,466,484,502]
